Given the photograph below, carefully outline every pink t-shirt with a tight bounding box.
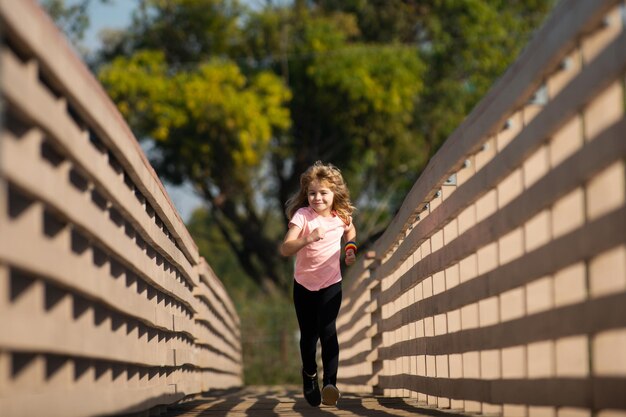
[289,207,351,291]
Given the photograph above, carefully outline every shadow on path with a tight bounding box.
[161,386,471,417]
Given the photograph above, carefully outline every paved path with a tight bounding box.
[163,386,464,417]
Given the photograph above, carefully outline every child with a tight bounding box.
[280,161,357,407]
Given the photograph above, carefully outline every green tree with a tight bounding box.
[99,49,293,293]
[96,0,428,293]
[94,0,554,294]
[415,0,555,151]
[314,0,556,151]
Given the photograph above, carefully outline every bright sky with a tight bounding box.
[83,0,275,50]
[82,0,136,51]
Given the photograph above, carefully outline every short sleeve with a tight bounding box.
[289,208,306,230]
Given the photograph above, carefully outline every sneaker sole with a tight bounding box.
[321,385,340,406]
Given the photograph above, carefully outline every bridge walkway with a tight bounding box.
[162,386,461,417]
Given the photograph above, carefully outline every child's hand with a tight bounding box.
[345,249,356,265]
[309,227,326,242]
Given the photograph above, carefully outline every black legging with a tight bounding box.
[293,280,342,386]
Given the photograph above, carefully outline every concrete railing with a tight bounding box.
[0,1,242,416]
[338,0,626,413]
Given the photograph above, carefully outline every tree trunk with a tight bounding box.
[200,184,290,295]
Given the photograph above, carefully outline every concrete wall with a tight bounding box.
[338,0,626,414]
[0,1,242,416]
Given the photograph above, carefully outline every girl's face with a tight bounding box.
[307,180,334,217]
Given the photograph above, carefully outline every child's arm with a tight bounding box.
[344,221,356,243]
[280,225,325,257]
[343,222,357,266]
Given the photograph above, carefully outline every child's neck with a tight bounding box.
[313,207,334,217]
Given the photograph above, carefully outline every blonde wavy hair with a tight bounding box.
[285,161,356,225]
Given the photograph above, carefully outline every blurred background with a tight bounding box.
[38,0,556,385]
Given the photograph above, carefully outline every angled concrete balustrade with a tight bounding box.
[338,0,626,414]
[0,1,242,416]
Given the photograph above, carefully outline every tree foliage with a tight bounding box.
[99,47,292,293]
[92,0,554,294]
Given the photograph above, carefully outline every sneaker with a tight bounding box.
[321,384,340,406]
[301,369,321,407]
